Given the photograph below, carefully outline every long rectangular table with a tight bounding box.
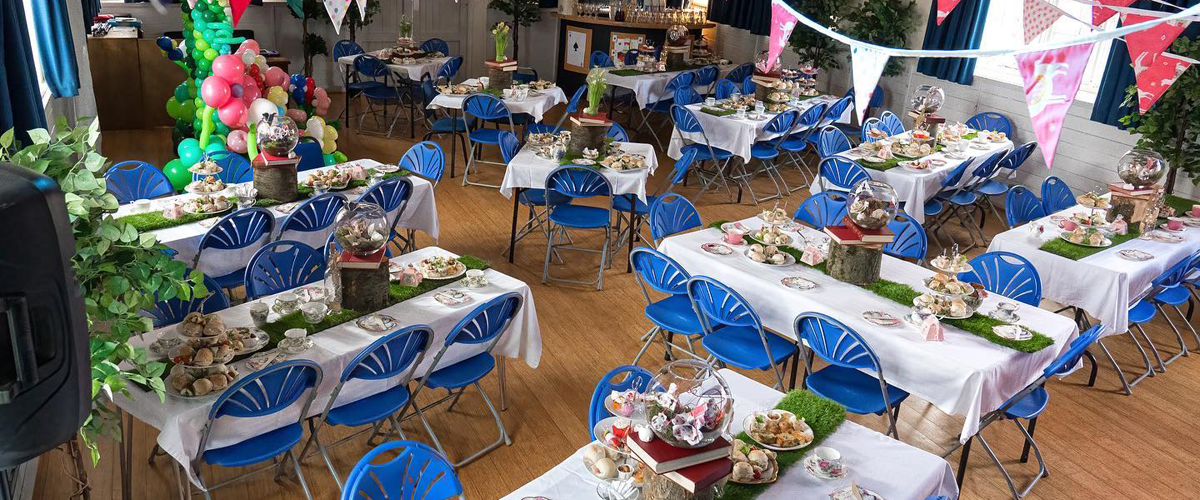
[117,247,542,486]
[500,370,959,500]
[658,218,1079,443]
[336,53,451,136]
[665,96,839,164]
[604,64,736,110]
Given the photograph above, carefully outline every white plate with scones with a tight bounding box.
[742,409,815,451]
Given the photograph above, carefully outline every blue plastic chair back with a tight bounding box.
[341,326,432,383]
[726,63,753,84]
[622,49,640,66]
[547,166,612,199]
[436,56,463,83]
[280,192,346,236]
[686,275,762,330]
[714,79,739,100]
[649,192,701,242]
[333,40,364,59]
[670,104,705,134]
[960,150,1006,193]
[693,65,719,88]
[664,72,694,97]
[672,86,702,107]
[883,211,927,261]
[420,77,439,116]
[463,93,511,121]
[210,359,321,420]
[208,152,254,183]
[795,312,881,371]
[819,96,852,128]
[105,161,174,203]
[607,122,630,142]
[562,85,587,115]
[1041,176,1076,214]
[742,75,757,94]
[959,251,1043,306]
[1149,250,1200,293]
[794,191,849,229]
[399,141,445,182]
[999,141,1037,171]
[819,157,870,191]
[147,274,230,327]
[357,177,415,215]
[879,111,905,136]
[631,247,691,294]
[244,240,327,300]
[966,112,1013,136]
[591,51,614,68]
[940,159,972,189]
[419,38,450,55]
[199,207,275,252]
[816,126,852,158]
[860,117,885,143]
[588,366,654,439]
[294,142,325,172]
[789,102,827,142]
[443,292,522,347]
[499,130,521,163]
[1006,186,1047,227]
[666,148,699,187]
[1043,324,1105,378]
[761,110,798,149]
[341,440,463,500]
[355,55,391,80]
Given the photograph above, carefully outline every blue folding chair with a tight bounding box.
[671,104,737,202]
[462,93,516,188]
[1005,186,1046,227]
[356,55,413,138]
[607,122,630,142]
[883,211,927,263]
[145,274,229,328]
[741,75,757,94]
[923,158,972,249]
[420,76,470,177]
[737,109,799,203]
[979,142,1038,227]
[399,140,445,185]
[814,95,853,134]
[590,51,615,68]
[420,38,450,56]
[278,192,346,242]
[614,149,699,260]
[543,166,614,289]
[818,156,870,193]
[105,161,174,203]
[815,125,852,158]
[860,117,886,143]
[191,360,322,499]
[796,312,908,438]
[966,111,1013,137]
[966,324,1104,499]
[528,85,587,136]
[630,248,704,365]
[639,72,696,149]
[1040,176,1076,214]
[340,440,462,500]
[959,251,1043,307]
[334,40,382,123]
[209,152,254,183]
[725,63,753,85]
[713,79,739,100]
[779,102,829,191]
[879,111,905,136]
[793,191,849,229]
[192,207,275,292]
[928,151,1005,251]
[692,65,720,95]
[672,85,703,107]
[687,276,798,390]
[435,56,464,85]
[501,130,570,260]
[1136,250,1200,372]
[589,366,654,438]
[622,49,640,66]
[649,192,702,244]
[294,142,325,172]
[305,326,433,488]
[243,240,327,300]
[405,293,523,466]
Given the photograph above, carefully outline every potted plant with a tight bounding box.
[485,22,517,90]
[1119,37,1200,195]
[343,0,381,43]
[488,0,541,60]
[844,0,918,77]
[788,0,851,73]
[288,0,331,77]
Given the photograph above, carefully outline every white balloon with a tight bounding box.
[241,50,255,66]
[248,98,278,126]
[305,118,324,139]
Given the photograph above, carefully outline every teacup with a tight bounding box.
[465,269,488,288]
[1060,219,1078,231]
[735,109,747,120]
[994,302,1019,321]
[282,328,308,353]
[1191,205,1200,218]
[502,88,514,99]
[724,230,745,245]
[249,302,270,327]
[133,199,153,213]
[300,302,328,324]
[1168,219,1184,231]
[274,292,300,315]
[616,464,635,482]
[811,447,843,476]
[704,97,716,107]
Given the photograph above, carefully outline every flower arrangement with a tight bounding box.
[492,22,510,62]
[585,67,608,116]
[646,382,728,447]
[398,14,413,40]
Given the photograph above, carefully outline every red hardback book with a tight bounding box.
[252,153,300,169]
[627,434,730,474]
[1108,182,1157,197]
[841,216,895,244]
[484,59,519,71]
[569,111,613,127]
[663,457,733,493]
[823,225,865,245]
[338,249,386,269]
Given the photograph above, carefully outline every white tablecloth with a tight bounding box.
[336,53,450,82]
[500,370,958,500]
[828,134,1014,224]
[113,160,439,279]
[988,203,1200,335]
[666,96,840,164]
[604,64,736,109]
[116,247,542,486]
[658,218,1079,443]
[498,142,659,203]
[427,81,567,123]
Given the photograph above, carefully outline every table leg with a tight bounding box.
[119,408,133,500]
[509,188,523,263]
[956,436,973,489]
[626,194,636,273]
[344,68,352,129]
[450,110,459,178]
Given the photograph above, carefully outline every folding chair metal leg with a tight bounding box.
[1153,304,1190,365]
[632,327,661,366]
[1133,323,1168,372]
[499,355,508,411]
[308,427,344,490]
[1097,338,1134,395]
[287,449,314,500]
[1170,303,1200,348]
[449,382,512,467]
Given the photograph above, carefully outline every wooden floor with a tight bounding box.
[37,98,1200,499]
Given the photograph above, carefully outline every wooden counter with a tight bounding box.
[87,37,179,131]
[553,12,717,91]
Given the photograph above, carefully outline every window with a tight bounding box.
[974,0,1116,103]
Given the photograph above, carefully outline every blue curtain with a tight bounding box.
[707,0,770,36]
[1,0,47,143]
[30,0,79,98]
[1090,0,1200,126]
[916,0,992,85]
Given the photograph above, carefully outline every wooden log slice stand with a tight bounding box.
[664,46,689,71]
[827,240,884,285]
[567,117,610,156]
[485,60,516,91]
[251,155,300,202]
[338,260,390,312]
[642,470,724,500]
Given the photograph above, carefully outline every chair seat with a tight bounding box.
[549,205,611,229]
[779,136,812,152]
[700,326,797,371]
[682,144,735,161]
[1129,300,1156,324]
[977,180,1010,196]
[1003,386,1049,420]
[430,117,470,133]
[645,294,704,336]
[751,143,780,160]
[614,195,654,215]
[426,352,495,389]
[1154,286,1190,306]
[924,199,945,217]
[326,384,412,428]
[948,191,978,206]
[519,188,572,207]
[203,423,303,467]
[347,81,386,92]
[363,86,408,101]
[468,128,506,144]
[527,123,562,135]
[806,365,909,416]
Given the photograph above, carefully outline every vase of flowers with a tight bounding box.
[485,22,516,90]
[397,15,414,47]
[566,68,611,155]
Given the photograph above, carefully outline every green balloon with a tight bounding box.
[204,141,227,154]
[194,39,209,51]
[214,122,229,136]
[174,84,189,103]
[322,154,336,166]
[193,117,204,131]
[178,138,204,167]
[163,159,191,191]
[166,98,182,119]
[180,101,196,120]
[194,20,207,31]
[204,48,218,60]
[190,8,204,20]
[197,58,211,72]
[332,151,348,163]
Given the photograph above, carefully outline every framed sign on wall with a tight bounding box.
[564,25,592,74]
[610,32,646,64]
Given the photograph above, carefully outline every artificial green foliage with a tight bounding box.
[1119,38,1200,194]
[1039,229,1142,261]
[488,0,541,59]
[702,107,737,117]
[719,390,846,500]
[1164,194,1199,217]
[343,0,381,42]
[785,0,851,72]
[610,69,647,77]
[844,0,918,77]
[1,118,205,465]
[288,0,331,77]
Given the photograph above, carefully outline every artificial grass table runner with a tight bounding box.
[710,222,1054,353]
[1038,229,1141,260]
[719,390,846,500]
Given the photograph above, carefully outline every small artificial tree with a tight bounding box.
[344,0,382,43]
[1120,37,1200,194]
[288,0,330,77]
[488,0,541,60]
[787,0,851,72]
[844,0,918,77]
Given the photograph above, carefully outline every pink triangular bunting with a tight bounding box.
[1123,13,1191,62]
[1015,43,1095,169]
[936,0,964,26]
[1133,52,1192,114]
[1023,0,1064,44]
[230,0,251,27]
[768,0,801,74]
[1092,0,1134,26]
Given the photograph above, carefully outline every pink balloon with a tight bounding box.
[212,55,246,82]
[226,130,249,154]
[218,100,248,129]
[264,66,288,88]
[315,104,330,117]
[313,87,328,100]
[237,39,261,56]
[200,77,231,108]
[286,108,308,124]
[240,75,260,105]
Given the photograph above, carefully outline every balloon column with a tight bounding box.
[156,0,345,190]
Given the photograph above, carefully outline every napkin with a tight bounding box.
[800,244,826,266]
[922,315,944,342]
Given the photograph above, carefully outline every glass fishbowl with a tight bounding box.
[1116,148,1166,188]
[847,180,899,229]
[255,114,300,157]
[910,84,945,115]
[333,202,389,256]
[645,360,733,449]
[666,24,689,45]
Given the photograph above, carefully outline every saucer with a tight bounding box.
[803,455,846,480]
[862,311,900,326]
[1118,249,1154,261]
[1152,231,1185,243]
[988,310,1021,323]
[993,325,1033,341]
[279,337,313,354]
[781,276,818,290]
[702,242,734,255]
[1159,224,1185,233]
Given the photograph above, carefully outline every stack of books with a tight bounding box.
[569,111,612,127]
[337,248,387,270]
[252,152,299,169]
[483,59,519,72]
[1108,182,1159,197]
[823,216,895,246]
[627,434,732,493]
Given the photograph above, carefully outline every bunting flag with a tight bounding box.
[851,45,890,124]
[1015,43,1095,169]
[325,0,353,34]
[768,0,801,74]
[355,0,368,17]
[1024,0,1064,44]
[1123,13,1191,61]
[186,0,198,8]
[1133,52,1192,113]
[1092,0,1135,26]
[936,0,963,26]
[230,0,251,27]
